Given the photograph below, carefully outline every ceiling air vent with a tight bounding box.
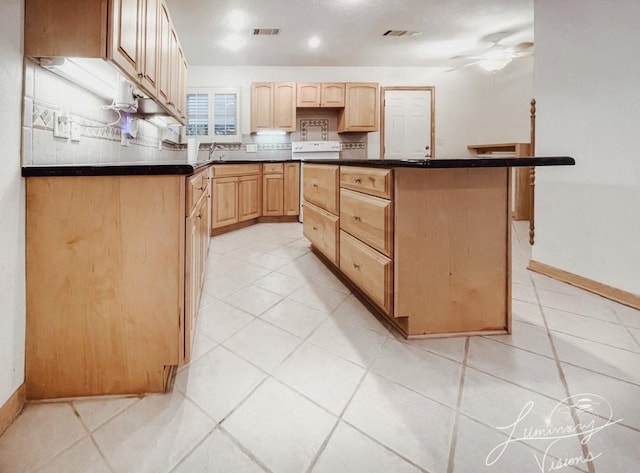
[252,28,280,36]
[383,30,422,37]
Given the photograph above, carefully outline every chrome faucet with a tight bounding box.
[209,143,226,161]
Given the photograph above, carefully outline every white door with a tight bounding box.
[383,90,432,159]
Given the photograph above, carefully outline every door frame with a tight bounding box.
[380,86,436,159]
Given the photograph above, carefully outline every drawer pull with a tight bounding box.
[353,262,360,270]
[313,226,318,231]
[197,186,206,191]
[353,215,361,221]
[196,213,202,219]
[353,177,362,183]
[313,183,318,188]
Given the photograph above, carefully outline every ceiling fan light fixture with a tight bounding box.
[478,57,512,72]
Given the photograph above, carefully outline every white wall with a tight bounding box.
[0,0,26,406]
[188,59,534,158]
[533,0,640,294]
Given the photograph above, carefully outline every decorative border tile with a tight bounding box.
[341,142,366,150]
[300,119,329,141]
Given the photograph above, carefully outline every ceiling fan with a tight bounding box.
[448,31,534,72]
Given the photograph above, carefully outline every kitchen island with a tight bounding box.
[302,156,574,338]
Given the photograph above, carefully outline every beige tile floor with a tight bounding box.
[1,221,639,473]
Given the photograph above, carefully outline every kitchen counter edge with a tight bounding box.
[304,156,575,168]
[21,159,302,177]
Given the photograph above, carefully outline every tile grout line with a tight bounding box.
[70,401,117,473]
[446,337,470,473]
[304,321,431,473]
[529,268,597,473]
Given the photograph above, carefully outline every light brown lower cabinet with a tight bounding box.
[263,173,284,216]
[25,166,212,399]
[238,175,261,221]
[303,164,512,338]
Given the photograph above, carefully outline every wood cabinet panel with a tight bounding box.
[297,83,321,107]
[212,164,261,177]
[110,0,142,80]
[251,83,275,132]
[157,2,171,104]
[26,175,185,398]
[262,174,284,216]
[212,177,238,228]
[340,188,393,257]
[338,83,378,132]
[321,83,345,107]
[139,0,159,94]
[339,230,392,314]
[303,164,339,214]
[274,83,297,131]
[239,175,260,221]
[303,201,339,264]
[340,166,392,199]
[263,163,284,174]
[284,163,300,216]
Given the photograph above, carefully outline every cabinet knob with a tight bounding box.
[313,183,318,188]
[353,263,360,270]
[197,213,202,219]
[353,215,361,221]
[197,186,206,191]
[353,177,362,183]
[312,226,318,231]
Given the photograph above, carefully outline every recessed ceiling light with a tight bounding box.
[221,34,246,51]
[226,9,246,30]
[308,36,321,48]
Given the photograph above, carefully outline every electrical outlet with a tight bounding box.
[53,111,70,139]
[70,122,81,142]
[246,144,257,153]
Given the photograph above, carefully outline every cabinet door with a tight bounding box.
[251,83,274,132]
[262,174,284,216]
[274,83,297,131]
[297,83,321,107]
[338,83,379,132]
[238,175,260,221]
[110,0,143,80]
[184,210,199,363]
[212,177,238,228]
[167,28,179,114]
[176,47,188,121]
[321,83,345,107]
[284,163,300,216]
[139,0,159,94]
[157,3,171,104]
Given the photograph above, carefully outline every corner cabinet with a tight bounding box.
[251,83,297,132]
[25,166,213,400]
[338,83,379,132]
[25,0,187,124]
[211,164,262,233]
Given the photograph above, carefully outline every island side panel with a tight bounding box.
[26,175,184,399]
[394,167,511,336]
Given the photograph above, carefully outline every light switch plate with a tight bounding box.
[53,111,70,139]
[70,122,81,142]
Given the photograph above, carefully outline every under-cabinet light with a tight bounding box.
[40,57,116,99]
[256,130,287,136]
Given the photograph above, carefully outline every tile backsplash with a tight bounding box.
[22,58,369,166]
[22,59,185,166]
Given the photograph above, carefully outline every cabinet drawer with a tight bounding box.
[340,188,393,257]
[340,230,392,314]
[186,169,210,212]
[303,164,339,214]
[263,162,284,174]
[340,167,392,199]
[212,164,261,177]
[303,201,339,264]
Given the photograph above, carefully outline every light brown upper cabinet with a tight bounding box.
[25,0,187,124]
[251,83,297,132]
[297,83,345,108]
[338,83,379,132]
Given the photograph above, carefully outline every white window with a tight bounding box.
[186,87,241,143]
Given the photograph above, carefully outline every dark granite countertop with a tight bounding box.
[304,156,575,168]
[22,156,574,177]
[22,159,301,177]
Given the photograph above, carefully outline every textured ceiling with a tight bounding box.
[166,0,534,67]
